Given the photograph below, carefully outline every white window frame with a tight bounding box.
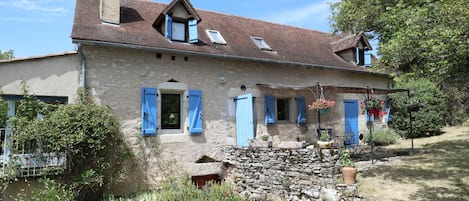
[205,29,227,44]
[251,36,272,51]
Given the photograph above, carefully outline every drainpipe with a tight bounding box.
[77,43,86,88]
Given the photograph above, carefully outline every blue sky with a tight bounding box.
[0,0,340,58]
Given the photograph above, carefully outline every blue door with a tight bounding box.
[344,100,359,147]
[236,94,254,147]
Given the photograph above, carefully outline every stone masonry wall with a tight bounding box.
[224,147,341,201]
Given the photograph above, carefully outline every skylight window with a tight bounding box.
[251,36,272,51]
[206,30,226,44]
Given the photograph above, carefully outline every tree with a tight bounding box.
[389,76,446,138]
[0,49,14,60]
[330,0,469,125]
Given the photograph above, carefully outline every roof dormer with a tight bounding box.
[331,32,373,66]
[153,0,201,44]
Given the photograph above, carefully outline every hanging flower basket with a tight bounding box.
[361,98,386,116]
[308,99,336,111]
[320,108,329,114]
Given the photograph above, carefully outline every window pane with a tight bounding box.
[209,31,219,41]
[277,99,289,121]
[161,94,181,129]
[172,22,186,41]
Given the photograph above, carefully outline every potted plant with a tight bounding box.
[317,129,333,149]
[339,149,357,184]
[308,98,336,113]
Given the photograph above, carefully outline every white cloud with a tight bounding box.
[0,17,48,23]
[8,0,68,16]
[261,0,339,31]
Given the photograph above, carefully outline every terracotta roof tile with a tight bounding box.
[331,32,372,53]
[71,0,370,72]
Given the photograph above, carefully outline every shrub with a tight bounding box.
[365,128,400,146]
[389,76,446,138]
[107,176,244,201]
[0,99,7,127]
[26,179,75,201]
[11,88,131,200]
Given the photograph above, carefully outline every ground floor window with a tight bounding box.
[161,93,181,129]
[277,98,290,121]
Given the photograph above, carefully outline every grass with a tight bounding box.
[357,125,469,201]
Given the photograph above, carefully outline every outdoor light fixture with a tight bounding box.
[240,84,246,91]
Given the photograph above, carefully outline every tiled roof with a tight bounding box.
[71,0,372,72]
[331,32,372,53]
[0,51,77,63]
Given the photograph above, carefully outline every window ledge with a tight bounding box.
[158,133,190,143]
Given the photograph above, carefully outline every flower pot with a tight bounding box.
[319,108,329,114]
[317,140,333,149]
[342,166,357,184]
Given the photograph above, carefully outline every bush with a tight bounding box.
[389,77,446,138]
[107,176,244,201]
[26,179,75,201]
[365,128,400,146]
[11,88,131,200]
[0,99,7,127]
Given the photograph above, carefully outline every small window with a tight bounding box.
[172,22,186,41]
[277,99,289,121]
[251,37,272,51]
[206,30,226,44]
[161,93,181,129]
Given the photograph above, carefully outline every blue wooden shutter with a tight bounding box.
[264,95,276,125]
[141,87,157,136]
[188,19,198,43]
[165,14,172,40]
[188,90,203,134]
[296,96,307,125]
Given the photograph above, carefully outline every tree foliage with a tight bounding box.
[389,77,446,138]
[330,0,469,124]
[0,49,14,60]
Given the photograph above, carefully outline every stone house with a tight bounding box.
[70,0,390,192]
[1,0,392,196]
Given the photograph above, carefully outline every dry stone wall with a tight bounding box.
[224,147,344,201]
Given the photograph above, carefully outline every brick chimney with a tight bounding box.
[100,0,120,25]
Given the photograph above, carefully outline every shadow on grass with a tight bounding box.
[360,139,469,201]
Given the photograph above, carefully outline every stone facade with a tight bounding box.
[80,44,389,193]
[224,146,347,201]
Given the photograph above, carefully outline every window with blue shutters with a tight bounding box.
[296,96,307,125]
[164,14,198,43]
[188,90,202,134]
[264,95,276,125]
[141,87,158,136]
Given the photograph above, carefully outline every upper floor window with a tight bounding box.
[206,30,227,44]
[165,14,198,43]
[251,37,272,51]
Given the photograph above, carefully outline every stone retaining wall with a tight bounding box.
[223,147,348,201]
